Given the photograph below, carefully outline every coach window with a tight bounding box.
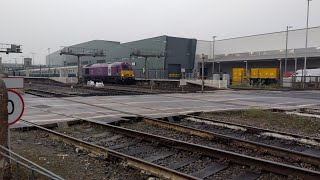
[85,69,89,74]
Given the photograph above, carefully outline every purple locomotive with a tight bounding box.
[82,62,135,83]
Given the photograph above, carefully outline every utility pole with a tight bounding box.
[212,36,216,79]
[31,52,35,68]
[279,59,282,86]
[48,48,51,78]
[244,61,248,78]
[285,26,293,74]
[303,0,311,88]
[201,54,206,93]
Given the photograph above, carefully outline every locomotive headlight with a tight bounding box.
[121,74,124,77]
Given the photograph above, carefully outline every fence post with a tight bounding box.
[0,78,10,179]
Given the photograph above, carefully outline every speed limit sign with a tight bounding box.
[7,89,24,126]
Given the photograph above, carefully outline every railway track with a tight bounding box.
[300,107,320,115]
[60,95,320,147]
[25,99,320,179]
[21,84,320,179]
[19,118,320,180]
[53,97,320,160]
[92,84,208,93]
[24,78,210,95]
[12,121,157,180]
[182,113,320,147]
[119,117,320,166]
[24,84,148,97]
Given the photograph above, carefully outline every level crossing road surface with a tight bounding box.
[13,90,320,128]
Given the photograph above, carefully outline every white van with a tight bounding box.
[292,68,320,82]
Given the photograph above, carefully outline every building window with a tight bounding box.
[97,60,106,63]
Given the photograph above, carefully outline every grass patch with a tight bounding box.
[241,108,272,119]
[201,109,320,136]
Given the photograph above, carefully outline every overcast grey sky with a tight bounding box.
[0,0,319,64]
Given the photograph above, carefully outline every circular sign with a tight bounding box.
[7,89,25,126]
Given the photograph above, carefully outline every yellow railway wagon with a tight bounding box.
[232,68,246,85]
[250,68,279,79]
[250,68,279,85]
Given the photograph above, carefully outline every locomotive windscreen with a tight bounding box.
[122,64,132,70]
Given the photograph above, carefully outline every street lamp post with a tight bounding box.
[201,54,206,93]
[303,0,311,88]
[20,56,24,65]
[48,48,51,78]
[285,26,293,74]
[279,59,282,86]
[244,61,248,77]
[212,36,216,78]
[31,52,35,68]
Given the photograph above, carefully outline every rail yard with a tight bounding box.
[0,77,314,180]
[1,1,320,179]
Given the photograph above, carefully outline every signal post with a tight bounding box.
[0,43,22,178]
[0,78,9,179]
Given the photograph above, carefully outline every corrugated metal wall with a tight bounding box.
[215,27,320,55]
[196,26,320,59]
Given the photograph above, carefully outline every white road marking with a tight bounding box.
[285,112,320,119]
[261,132,320,147]
[185,117,247,131]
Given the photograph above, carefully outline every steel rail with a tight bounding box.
[184,114,320,144]
[19,119,199,180]
[72,118,320,179]
[25,86,146,97]
[25,88,79,97]
[80,85,156,94]
[140,117,320,166]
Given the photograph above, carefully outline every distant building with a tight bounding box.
[46,27,320,79]
[195,26,320,78]
[24,58,32,67]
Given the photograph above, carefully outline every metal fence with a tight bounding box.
[290,76,320,89]
[134,69,200,80]
[134,69,168,79]
[0,145,64,180]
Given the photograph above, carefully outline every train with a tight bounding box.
[17,66,78,78]
[82,62,134,83]
[232,68,279,85]
[17,61,135,84]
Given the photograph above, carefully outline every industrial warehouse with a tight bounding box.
[41,26,320,87]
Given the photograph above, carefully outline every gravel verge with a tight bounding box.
[10,129,150,180]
